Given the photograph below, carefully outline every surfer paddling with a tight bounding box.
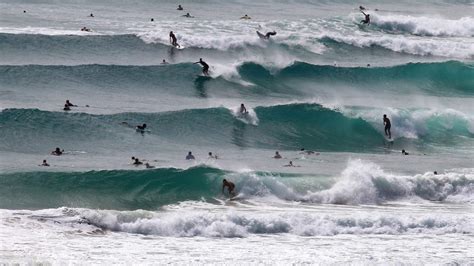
[169,31,180,48]
[222,179,236,197]
[194,58,210,76]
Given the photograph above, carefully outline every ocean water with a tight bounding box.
[0,0,473,264]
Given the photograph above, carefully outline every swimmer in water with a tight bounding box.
[40,159,50,167]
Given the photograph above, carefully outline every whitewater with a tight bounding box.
[0,0,473,264]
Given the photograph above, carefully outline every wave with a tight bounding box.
[1,102,473,154]
[2,61,473,98]
[0,166,224,210]
[77,209,472,237]
[1,161,472,210]
[0,105,384,153]
[370,14,474,37]
[274,61,473,95]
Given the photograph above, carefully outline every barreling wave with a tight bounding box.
[0,166,224,210]
[1,160,472,210]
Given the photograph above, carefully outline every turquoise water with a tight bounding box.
[0,0,473,264]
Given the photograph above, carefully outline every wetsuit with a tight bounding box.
[169,32,178,47]
[384,117,391,138]
[361,13,370,24]
[197,60,209,75]
[265,31,276,39]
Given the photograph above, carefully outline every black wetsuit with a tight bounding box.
[265,32,276,38]
[170,32,178,47]
[361,14,370,24]
[384,117,391,138]
[197,60,209,74]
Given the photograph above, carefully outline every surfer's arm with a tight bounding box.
[360,10,367,15]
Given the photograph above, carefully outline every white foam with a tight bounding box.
[79,208,472,237]
[371,14,474,37]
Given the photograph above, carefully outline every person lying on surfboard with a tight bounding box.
[169,31,180,48]
[194,58,210,76]
[222,179,236,197]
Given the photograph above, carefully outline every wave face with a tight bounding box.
[1,61,473,99]
[2,102,473,154]
[1,161,472,210]
[0,167,224,210]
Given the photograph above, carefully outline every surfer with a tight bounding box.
[89,13,94,17]
[177,5,183,10]
[284,161,295,167]
[300,148,319,155]
[222,179,236,197]
[63,104,71,111]
[169,31,180,48]
[51,147,64,156]
[383,114,391,139]
[133,158,143,165]
[240,14,251,20]
[194,58,210,76]
[145,162,155,168]
[182,13,193,18]
[273,151,282,159]
[136,124,147,131]
[161,59,169,64]
[208,152,218,159]
[40,159,50,167]
[402,149,409,155]
[65,100,76,107]
[264,31,277,39]
[80,27,91,32]
[360,10,370,25]
[240,104,248,114]
[186,151,195,160]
